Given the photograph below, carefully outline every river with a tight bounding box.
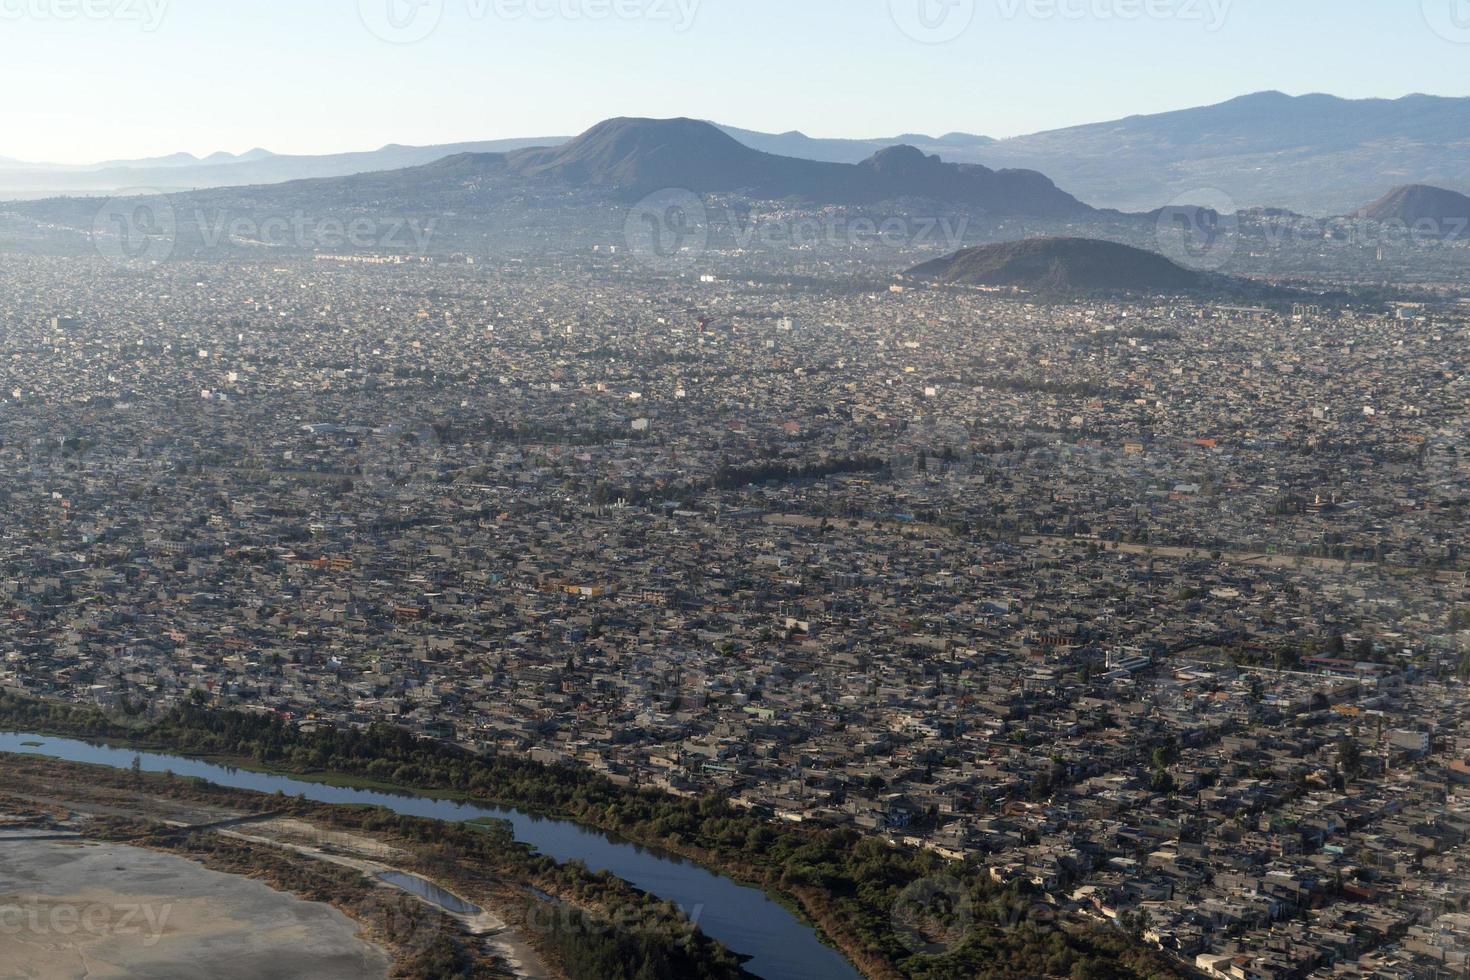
[0,731,860,980]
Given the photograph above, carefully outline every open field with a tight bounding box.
[0,840,391,980]
[0,753,550,979]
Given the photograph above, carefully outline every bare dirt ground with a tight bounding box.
[0,758,553,980]
[222,823,552,980]
[0,839,392,980]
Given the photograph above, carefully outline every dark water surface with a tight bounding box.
[378,870,482,914]
[0,731,860,980]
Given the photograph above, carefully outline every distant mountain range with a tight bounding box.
[477,118,1089,214]
[963,92,1470,215]
[0,127,997,196]
[713,126,996,165]
[0,137,565,199]
[906,237,1207,294]
[92,148,276,169]
[0,127,1002,200]
[0,118,1095,258]
[8,92,1467,213]
[64,117,1086,216]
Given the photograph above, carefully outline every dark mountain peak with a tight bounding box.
[861,144,942,175]
[571,117,746,156]
[936,132,996,145]
[506,117,753,193]
[907,237,1206,295]
[492,117,1090,214]
[1356,183,1470,223]
[1220,91,1341,110]
[1228,90,1292,105]
[76,116,1090,220]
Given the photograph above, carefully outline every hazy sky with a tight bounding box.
[2,0,1467,163]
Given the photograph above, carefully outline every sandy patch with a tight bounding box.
[0,841,391,980]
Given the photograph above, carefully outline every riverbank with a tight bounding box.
[0,706,871,979]
[0,695,1184,980]
[0,749,750,980]
[217,820,552,979]
[0,724,849,980]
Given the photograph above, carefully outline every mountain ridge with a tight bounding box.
[712,125,996,164]
[6,92,1468,212]
[967,91,1470,214]
[347,117,1094,215]
[0,137,567,199]
[906,237,1208,294]
[1355,183,1470,225]
[0,118,1098,258]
